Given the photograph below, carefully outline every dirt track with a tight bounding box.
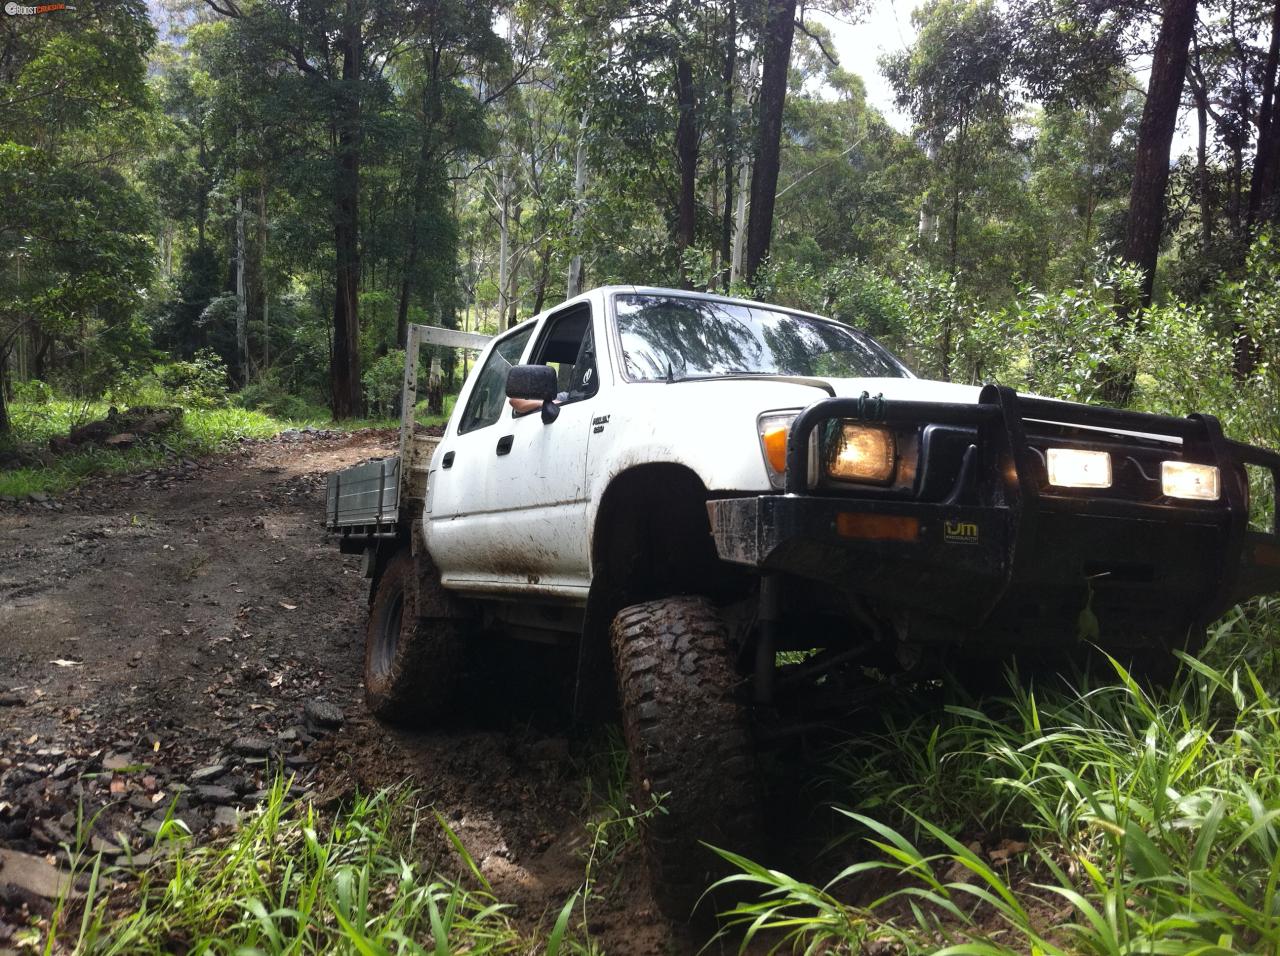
[0,430,678,952]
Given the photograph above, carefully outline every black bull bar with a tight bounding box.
[707,385,1280,647]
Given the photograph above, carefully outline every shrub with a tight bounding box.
[11,379,52,405]
[235,373,325,422]
[156,348,230,408]
[361,350,410,418]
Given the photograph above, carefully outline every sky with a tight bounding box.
[811,1,918,131]
[811,0,1200,157]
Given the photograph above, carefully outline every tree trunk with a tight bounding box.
[1192,76,1212,249]
[675,55,698,280]
[948,120,965,282]
[1249,0,1280,226]
[397,62,442,349]
[1123,0,1198,307]
[1230,80,1246,237]
[330,0,363,419]
[718,0,737,291]
[744,0,798,285]
[259,184,269,369]
[197,135,209,250]
[503,201,523,329]
[730,158,749,285]
[0,348,10,440]
[396,157,427,348]
[567,112,588,299]
[1083,113,1097,257]
[497,170,510,330]
[235,192,248,385]
[533,236,551,314]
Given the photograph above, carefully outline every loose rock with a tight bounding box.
[190,764,227,783]
[193,785,237,805]
[230,737,271,757]
[304,699,344,731]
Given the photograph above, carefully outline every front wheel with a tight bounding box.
[610,596,761,920]
[365,549,465,724]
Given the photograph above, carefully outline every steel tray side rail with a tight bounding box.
[326,458,402,543]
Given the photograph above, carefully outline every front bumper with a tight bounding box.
[708,386,1280,648]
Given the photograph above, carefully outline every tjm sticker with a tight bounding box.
[943,519,979,543]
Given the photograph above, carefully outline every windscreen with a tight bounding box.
[614,293,908,382]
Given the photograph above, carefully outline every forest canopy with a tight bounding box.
[2,0,1280,437]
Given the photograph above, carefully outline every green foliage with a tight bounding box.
[361,350,409,418]
[156,349,231,408]
[0,404,287,498]
[11,380,53,406]
[973,258,1144,400]
[714,626,1280,954]
[235,373,329,423]
[35,779,561,954]
[0,0,158,435]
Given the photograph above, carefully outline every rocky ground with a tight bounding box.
[0,429,673,953]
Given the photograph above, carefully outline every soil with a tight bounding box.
[0,428,1046,953]
[0,429,677,953]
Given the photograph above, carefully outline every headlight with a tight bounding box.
[826,424,896,484]
[757,412,798,489]
[1046,448,1112,489]
[1162,461,1220,500]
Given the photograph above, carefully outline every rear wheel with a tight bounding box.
[610,596,761,920]
[365,549,465,724]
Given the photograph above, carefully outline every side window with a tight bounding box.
[457,325,535,434]
[528,305,599,407]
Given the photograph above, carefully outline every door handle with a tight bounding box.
[442,451,455,468]
[496,435,514,456]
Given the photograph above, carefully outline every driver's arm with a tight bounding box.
[509,391,569,415]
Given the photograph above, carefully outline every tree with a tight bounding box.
[0,0,156,438]
[1247,0,1280,227]
[884,0,1015,377]
[743,0,798,285]
[199,0,507,416]
[1123,0,1198,308]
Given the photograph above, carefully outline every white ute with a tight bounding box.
[327,285,1280,918]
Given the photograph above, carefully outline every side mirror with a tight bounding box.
[506,363,561,425]
[506,364,558,401]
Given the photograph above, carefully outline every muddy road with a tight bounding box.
[0,430,699,952]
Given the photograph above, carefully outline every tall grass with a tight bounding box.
[0,399,397,497]
[711,622,1280,954]
[33,778,581,955]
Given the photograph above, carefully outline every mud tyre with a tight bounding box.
[365,549,464,725]
[610,596,761,921]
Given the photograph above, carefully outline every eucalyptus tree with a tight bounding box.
[1123,0,1197,314]
[883,0,1014,378]
[387,1,503,348]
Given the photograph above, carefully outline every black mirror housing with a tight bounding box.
[506,363,559,401]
